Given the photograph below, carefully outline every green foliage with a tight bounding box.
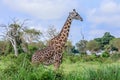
[28,45,38,54]
[24,28,43,43]
[71,46,79,54]
[95,32,115,50]
[110,38,120,51]
[86,40,100,52]
[110,52,120,61]
[1,53,120,80]
[63,53,80,63]
[65,40,74,54]
[79,54,105,63]
[76,40,88,53]
[0,53,65,80]
[102,32,115,45]
[63,53,106,63]
[28,42,45,54]
[101,51,110,58]
[5,41,14,55]
[0,41,7,55]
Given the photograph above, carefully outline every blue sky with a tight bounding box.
[0,0,120,44]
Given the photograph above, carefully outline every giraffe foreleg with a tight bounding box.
[54,53,63,70]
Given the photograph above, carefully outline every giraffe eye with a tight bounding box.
[76,14,78,16]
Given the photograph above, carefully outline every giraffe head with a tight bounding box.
[69,9,83,21]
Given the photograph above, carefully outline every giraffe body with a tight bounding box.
[32,9,83,69]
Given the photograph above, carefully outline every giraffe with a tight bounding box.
[32,9,83,70]
[47,9,83,46]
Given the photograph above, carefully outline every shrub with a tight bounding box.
[28,45,38,54]
[110,52,120,61]
[101,51,110,58]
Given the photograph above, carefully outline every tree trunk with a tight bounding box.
[13,41,18,56]
[118,49,120,52]
[10,38,18,56]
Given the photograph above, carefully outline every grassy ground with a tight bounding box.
[0,53,120,80]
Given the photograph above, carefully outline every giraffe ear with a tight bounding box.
[73,9,76,12]
[69,12,72,15]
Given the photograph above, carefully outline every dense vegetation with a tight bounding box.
[0,53,120,80]
[0,20,120,80]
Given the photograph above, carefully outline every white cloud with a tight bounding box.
[25,20,47,32]
[0,19,2,24]
[2,0,79,20]
[89,29,105,36]
[100,1,120,14]
[88,29,106,40]
[87,0,120,27]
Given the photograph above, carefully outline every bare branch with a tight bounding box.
[80,28,84,40]
[10,17,19,24]
[0,35,5,38]
[20,19,29,28]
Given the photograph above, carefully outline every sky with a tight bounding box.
[0,0,120,44]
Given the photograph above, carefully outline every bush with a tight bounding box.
[101,51,110,58]
[28,45,38,54]
[0,53,66,80]
[1,52,120,80]
[110,52,120,61]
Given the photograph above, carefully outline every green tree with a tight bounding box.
[71,46,79,54]
[110,38,120,52]
[86,40,100,53]
[28,41,45,54]
[76,40,88,53]
[5,41,14,55]
[65,40,73,54]
[95,32,115,50]
[0,40,7,55]
[1,19,44,56]
[0,19,40,56]
[102,32,115,45]
[23,28,42,43]
[4,23,24,56]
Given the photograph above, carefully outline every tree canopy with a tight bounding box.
[95,32,115,50]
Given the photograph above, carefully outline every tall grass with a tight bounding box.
[0,53,120,80]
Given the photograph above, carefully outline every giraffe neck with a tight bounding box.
[59,15,72,45]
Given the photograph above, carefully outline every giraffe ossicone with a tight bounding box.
[32,9,83,70]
